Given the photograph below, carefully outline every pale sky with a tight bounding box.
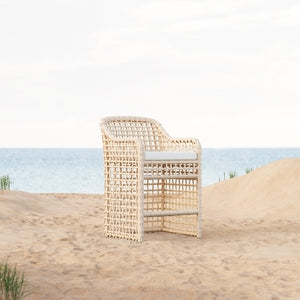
[1,0,299,148]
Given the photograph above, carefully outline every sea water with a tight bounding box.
[0,148,299,193]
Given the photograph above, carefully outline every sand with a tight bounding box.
[1,158,300,299]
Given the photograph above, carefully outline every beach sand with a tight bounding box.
[1,158,300,299]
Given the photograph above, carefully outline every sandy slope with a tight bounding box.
[0,158,300,299]
[203,158,300,219]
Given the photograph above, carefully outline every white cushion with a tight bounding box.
[145,151,197,161]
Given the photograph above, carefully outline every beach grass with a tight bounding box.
[228,171,237,178]
[219,167,254,181]
[0,175,12,194]
[245,167,253,174]
[0,262,31,300]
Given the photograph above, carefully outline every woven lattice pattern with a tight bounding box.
[101,116,201,242]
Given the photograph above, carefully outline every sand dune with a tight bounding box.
[1,158,300,299]
[203,158,300,219]
[0,191,72,221]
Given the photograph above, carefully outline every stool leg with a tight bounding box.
[161,178,165,231]
[197,155,202,238]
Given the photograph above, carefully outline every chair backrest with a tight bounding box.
[101,116,169,151]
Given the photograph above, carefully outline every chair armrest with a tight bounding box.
[166,138,201,152]
[103,138,144,158]
[101,125,144,161]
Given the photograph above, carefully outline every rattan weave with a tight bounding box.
[100,116,201,242]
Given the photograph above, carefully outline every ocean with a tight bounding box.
[0,148,299,194]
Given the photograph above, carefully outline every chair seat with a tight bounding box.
[145,151,197,161]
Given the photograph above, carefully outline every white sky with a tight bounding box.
[0,0,299,148]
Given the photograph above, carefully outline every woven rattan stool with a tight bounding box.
[100,116,201,242]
